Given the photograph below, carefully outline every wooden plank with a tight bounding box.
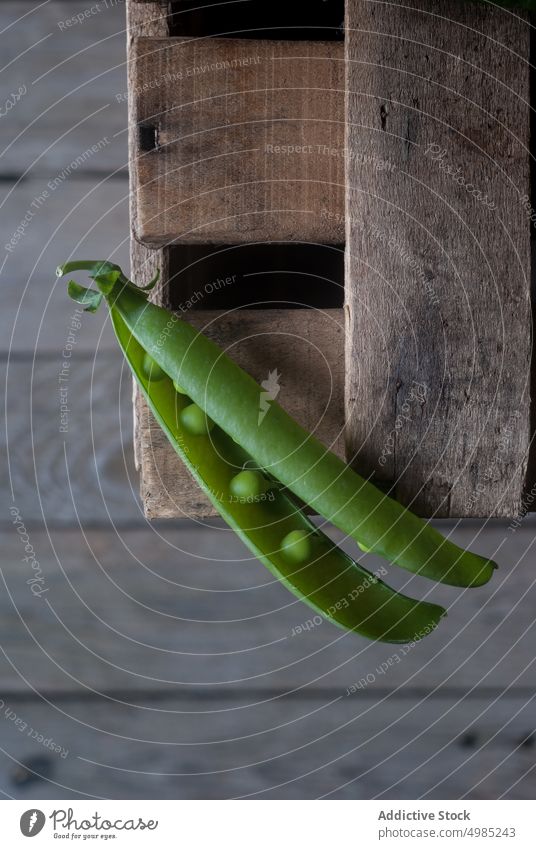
[0,692,534,798]
[1,521,535,695]
[128,0,170,472]
[1,355,140,524]
[0,2,128,176]
[131,37,344,246]
[344,0,531,518]
[127,0,170,297]
[138,308,345,518]
[0,178,129,353]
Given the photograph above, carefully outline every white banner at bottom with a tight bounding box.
[1,799,534,847]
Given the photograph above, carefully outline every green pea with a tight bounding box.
[281,530,313,564]
[141,352,166,382]
[358,541,373,553]
[230,469,266,498]
[180,403,214,436]
[173,380,188,395]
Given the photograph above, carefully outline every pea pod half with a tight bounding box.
[58,261,496,596]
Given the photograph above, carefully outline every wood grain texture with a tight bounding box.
[1,356,140,524]
[127,0,170,473]
[344,0,531,518]
[0,1,128,176]
[131,37,345,246]
[1,522,535,695]
[126,0,170,292]
[138,308,345,518]
[0,178,129,354]
[0,692,534,799]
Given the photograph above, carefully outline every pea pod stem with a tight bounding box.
[57,261,497,594]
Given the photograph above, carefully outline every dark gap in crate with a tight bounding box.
[138,123,159,153]
[167,243,344,310]
[168,0,345,40]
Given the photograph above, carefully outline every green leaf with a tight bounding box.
[66,280,103,313]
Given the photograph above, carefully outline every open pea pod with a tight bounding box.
[113,307,446,641]
[58,263,446,643]
[57,261,496,591]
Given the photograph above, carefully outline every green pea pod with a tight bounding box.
[110,306,445,642]
[57,262,496,590]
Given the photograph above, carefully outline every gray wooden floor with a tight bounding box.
[0,1,534,799]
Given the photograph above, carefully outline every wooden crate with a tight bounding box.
[128,0,532,519]
[132,37,344,245]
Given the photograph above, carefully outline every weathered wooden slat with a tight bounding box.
[0,2,129,352]
[1,356,139,523]
[132,37,345,246]
[138,308,345,518]
[127,0,169,293]
[128,0,171,471]
[0,178,129,353]
[344,0,531,518]
[0,692,534,798]
[1,521,535,694]
[0,2,128,176]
